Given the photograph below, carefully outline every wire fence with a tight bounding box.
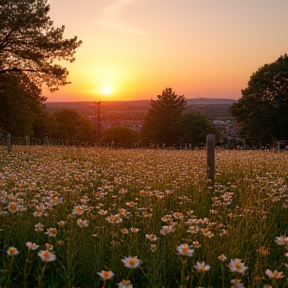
[0,134,202,151]
[0,134,97,149]
[2,134,286,152]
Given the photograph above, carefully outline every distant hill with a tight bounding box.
[186,98,236,105]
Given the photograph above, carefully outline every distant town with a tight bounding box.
[45,98,239,142]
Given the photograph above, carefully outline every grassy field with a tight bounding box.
[0,146,288,288]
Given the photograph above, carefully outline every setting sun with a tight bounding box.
[103,86,112,95]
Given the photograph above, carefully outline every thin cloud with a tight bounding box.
[99,0,144,34]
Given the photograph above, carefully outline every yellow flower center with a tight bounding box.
[112,215,121,223]
[9,202,17,211]
[103,271,110,279]
[235,263,242,270]
[128,259,137,266]
[182,246,189,254]
[49,229,56,235]
[43,251,50,260]
[76,207,82,213]
[9,248,16,255]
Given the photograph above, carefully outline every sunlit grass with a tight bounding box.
[0,146,288,287]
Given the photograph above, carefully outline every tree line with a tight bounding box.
[1,0,287,148]
[0,81,220,147]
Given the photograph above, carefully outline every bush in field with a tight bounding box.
[50,109,96,142]
[0,147,288,287]
[102,126,139,147]
[178,112,220,148]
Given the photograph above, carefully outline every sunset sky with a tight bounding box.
[45,0,288,102]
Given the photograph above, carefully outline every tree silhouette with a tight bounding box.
[0,0,82,91]
[141,87,186,146]
[230,54,288,144]
[0,73,46,136]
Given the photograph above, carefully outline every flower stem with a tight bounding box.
[37,262,48,288]
[220,262,225,288]
[23,250,31,288]
[180,258,188,288]
[5,256,15,288]
[101,280,106,288]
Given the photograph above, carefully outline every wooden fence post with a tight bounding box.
[26,135,30,146]
[275,141,280,152]
[7,133,12,153]
[206,134,215,181]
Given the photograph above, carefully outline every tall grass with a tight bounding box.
[0,146,288,287]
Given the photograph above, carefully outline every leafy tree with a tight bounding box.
[102,126,139,147]
[32,108,53,138]
[0,72,46,136]
[0,0,82,91]
[51,109,95,142]
[178,112,220,148]
[141,87,187,146]
[229,95,276,146]
[229,54,288,144]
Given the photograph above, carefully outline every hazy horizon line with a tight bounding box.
[46,97,237,103]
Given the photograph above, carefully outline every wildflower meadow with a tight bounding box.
[0,146,288,288]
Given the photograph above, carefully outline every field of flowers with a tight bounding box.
[0,146,288,288]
